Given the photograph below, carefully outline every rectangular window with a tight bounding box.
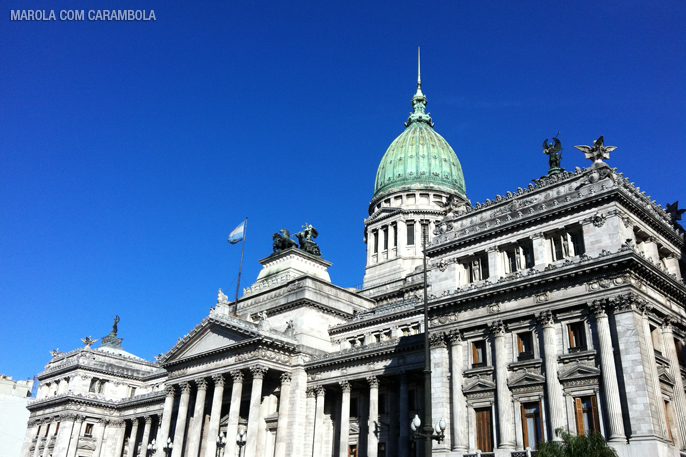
[521,402,543,450]
[664,399,674,442]
[553,236,565,261]
[379,393,387,414]
[523,245,534,268]
[568,322,586,352]
[36,426,41,437]
[468,257,489,282]
[407,223,415,246]
[44,424,50,436]
[348,444,358,457]
[54,422,60,435]
[128,386,137,397]
[571,232,585,256]
[84,424,94,437]
[393,225,398,248]
[574,396,599,435]
[383,227,388,250]
[475,407,494,452]
[472,340,487,367]
[518,332,534,360]
[373,231,378,254]
[676,339,685,365]
[350,397,359,417]
[378,442,386,457]
[507,250,517,273]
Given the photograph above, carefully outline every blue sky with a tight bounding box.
[1,0,684,382]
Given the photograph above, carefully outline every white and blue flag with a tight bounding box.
[228,219,247,245]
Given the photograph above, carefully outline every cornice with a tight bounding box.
[306,334,423,369]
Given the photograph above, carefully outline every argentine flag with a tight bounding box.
[228,219,247,244]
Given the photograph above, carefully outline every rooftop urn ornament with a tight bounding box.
[81,336,97,348]
[542,133,563,175]
[294,223,321,256]
[272,228,297,253]
[574,135,617,165]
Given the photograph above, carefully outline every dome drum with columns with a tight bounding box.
[20,54,686,457]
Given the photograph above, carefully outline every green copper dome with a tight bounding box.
[372,65,467,207]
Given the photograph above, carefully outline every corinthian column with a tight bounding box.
[537,310,566,439]
[491,320,514,449]
[312,386,326,457]
[139,416,153,456]
[430,332,451,451]
[338,381,351,457]
[126,418,140,457]
[170,382,191,457]
[245,365,267,457]
[398,373,409,457]
[591,300,626,441]
[186,379,207,457]
[368,376,379,457]
[205,375,225,457]
[65,415,85,457]
[157,386,176,451]
[274,373,292,457]
[225,370,244,457]
[93,419,108,457]
[662,318,686,449]
[448,331,467,452]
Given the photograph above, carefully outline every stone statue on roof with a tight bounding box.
[575,135,616,164]
[294,223,322,256]
[272,229,298,253]
[110,315,120,337]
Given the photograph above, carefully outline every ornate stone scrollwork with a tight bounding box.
[367,376,379,388]
[429,331,446,348]
[537,310,555,328]
[306,387,316,398]
[339,380,351,393]
[280,373,292,385]
[589,299,608,317]
[489,319,506,336]
[447,329,463,344]
[250,365,268,380]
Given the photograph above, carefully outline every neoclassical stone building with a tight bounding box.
[21,69,686,457]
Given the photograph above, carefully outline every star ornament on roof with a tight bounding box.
[574,135,617,164]
[666,201,686,224]
[81,336,97,348]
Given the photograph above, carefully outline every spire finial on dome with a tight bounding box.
[405,48,432,128]
[416,47,423,97]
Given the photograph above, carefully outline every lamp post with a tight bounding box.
[409,226,447,453]
[215,432,226,457]
[146,439,157,456]
[161,438,173,457]
[235,429,246,457]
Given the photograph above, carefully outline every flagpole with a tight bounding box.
[234,218,247,315]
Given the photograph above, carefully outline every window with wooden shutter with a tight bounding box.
[517,332,534,361]
[575,396,600,435]
[521,402,542,449]
[473,340,486,367]
[567,322,586,352]
[348,444,357,457]
[475,407,493,452]
[664,399,673,441]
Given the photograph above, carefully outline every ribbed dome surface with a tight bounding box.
[372,113,467,205]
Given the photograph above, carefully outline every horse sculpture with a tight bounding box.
[272,228,298,253]
[294,223,322,256]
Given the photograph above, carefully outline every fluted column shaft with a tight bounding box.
[171,382,192,457]
[66,416,85,457]
[40,421,52,457]
[312,386,326,457]
[53,416,76,457]
[491,321,514,448]
[539,311,566,439]
[338,381,351,457]
[398,373,409,457]
[224,371,244,457]
[449,333,467,452]
[112,421,128,457]
[303,388,316,456]
[93,420,108,457]
[32,425,43,457]
[158,387,176,451]
[139,416,153,457]
[593,302,626,441]
[126,418,140,457]
[639,309,669,439]
[245,366,267,457]
[186,379,207,457]
[274,373,292,457]
[368,376,379,457]
[662,321,686,449]
[205,375,226,457]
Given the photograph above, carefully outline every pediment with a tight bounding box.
[559,362,601,381]
[464,377,496,393]
[658,367,676,386]
[508,371,545,387]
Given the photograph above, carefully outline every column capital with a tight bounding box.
[164,385,175,397]
[179,382,192,394]
[98,418,109,425]
[662,316,674,333]
[315,386,326,397]
[613,292,651,315]
[447,329,463,344]
[75,414,86,423]
[489,319,506,336]
[110,419,125,428]
[429,331,446,348]
[195,378,208,390]
[280,373,292,385]
[537,310,555,328]
[230,370,244,383]
[367,376,379,388]
[129,417,140,426]
[339,380,351,393]
[306,387,316,398]
[143,415,152,424]
[589,299,608,318]
[213,374,226,387]
[250,365,268,380]
[58,413,77,421]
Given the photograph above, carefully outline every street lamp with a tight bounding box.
[236,429,246,457]
[162,437,173,457]
[146,439,157,456]
[410,414,447,442]
[215,432,227,457]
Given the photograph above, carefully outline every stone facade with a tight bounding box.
[20,76,686,457]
